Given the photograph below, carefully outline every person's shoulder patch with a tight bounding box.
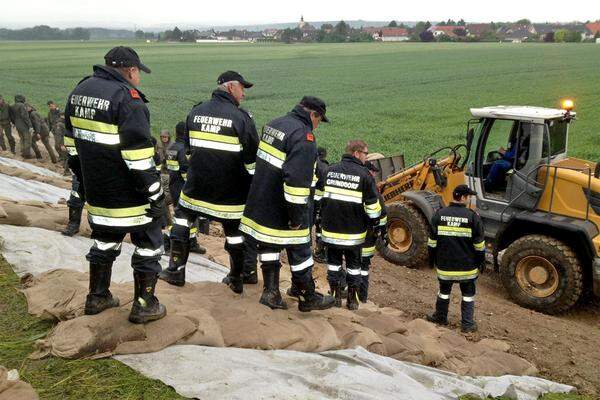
[306,133,314,142]
[129,89,141,99]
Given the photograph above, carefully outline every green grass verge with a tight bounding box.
[0,255,185,400]
[0,255,590,399]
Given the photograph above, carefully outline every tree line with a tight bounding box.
[0,25,90,40]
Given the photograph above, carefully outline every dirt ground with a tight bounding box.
[338,258,600,396]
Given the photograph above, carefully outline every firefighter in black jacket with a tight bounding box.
[64,46,166,324]
[427,184,485,333]
[160,71,259,293]
[312,146,329,263]
[321,140,381,310]
[240,96,335,312]
[360,161,388,303]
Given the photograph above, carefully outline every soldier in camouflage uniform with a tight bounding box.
[0,96,15,153]
[27,104,58,163]
[10,95,34,158]
[47,101,65,160]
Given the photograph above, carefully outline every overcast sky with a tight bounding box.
[1,0,599,29]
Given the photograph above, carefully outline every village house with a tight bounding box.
[428,25,466,38]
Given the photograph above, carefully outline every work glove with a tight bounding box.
[378,226,389,247]
[145,193,166,219]
[29,127,35,135]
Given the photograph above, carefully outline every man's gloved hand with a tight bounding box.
[378,226,389,247]
[145,194,166,219]
[29,127,35,135]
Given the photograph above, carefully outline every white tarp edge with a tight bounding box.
[0,225,228,283]
[0,156,63,178]
[0,174,69,204]
[0,225,575,400]
[116,345,573,400]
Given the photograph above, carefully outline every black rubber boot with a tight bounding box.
[259,265,287,310]
[358,274,369,303]
[129,271,167,324]
[84,263,120,315]
[426,297,450,326]
[159,239,189,287]
[61,206,83,237]
[461,300,477,333]
[346,286,360,311]
[297,278,335,312]
[329,283,342,308]
[286,281,301,297]
[189,239,207,254]
[225,252,244,294]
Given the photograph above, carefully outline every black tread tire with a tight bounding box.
[500,234,583,314]
[377,201,429,269]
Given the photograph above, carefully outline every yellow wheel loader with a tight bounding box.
[376,102,600,314]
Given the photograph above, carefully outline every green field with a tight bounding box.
[1,41,598,399]
[1,41,599,164]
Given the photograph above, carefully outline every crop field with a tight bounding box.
[1,41,600,164]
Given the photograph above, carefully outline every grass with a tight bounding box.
[0,40,598,399]
[1,41,600,164]
[0,256,186,400]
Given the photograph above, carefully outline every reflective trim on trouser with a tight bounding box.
[438,278,477,298]
[328,264,342,272]
[327,246,361,287]
[226,236,244,245]
[438,292,450,300]
[290,256,313,272]
[360,270,369,276]
[462,296,475,302]
[259,252,281,262]
[87,221,163,273]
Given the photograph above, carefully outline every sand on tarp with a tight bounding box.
[0,199,91,235]
[23,269,537,378]
[0,367,38,400]
[0,164,71,189]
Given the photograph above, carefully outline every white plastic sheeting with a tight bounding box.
[0,225,228,283]
[0,225,575,400]
[0,156,62,178]
[116,346,573,400]
[0,174,69,203]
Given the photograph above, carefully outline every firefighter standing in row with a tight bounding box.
[360,161,387,303]
[239,96,335,311]
[320,140,381,310]
[160,71,259,292]
[64,46,167,324]
[426,184,485,333]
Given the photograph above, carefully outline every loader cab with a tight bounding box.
[465,106,572,238]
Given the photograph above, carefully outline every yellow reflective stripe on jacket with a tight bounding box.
[167,159,180,171]
[474,241,485,251]
[64,136,78,155]
[240,216,309,238]
[438,226,472,237]
[121,147,155,161]
[324,186,362,198]
[361,245,376,257]
[179,192,244,219]
[379,215,388,226]
[258,141,285,160]
[283,183,311,196]
[436,268,479,279]
[322,229,367,246]
[428,238,437,248]
[64,136,75,146]
[245,162,256,175]
[189,130,240,144]
[85,203,148,217]
[70,117,118,134]
[364,201,382,218]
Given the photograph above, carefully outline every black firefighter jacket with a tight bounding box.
[320,155,381,247]
[240,105,317,247]
[64,65,162,233]
[428,202,486,281]
[179,90,259,221]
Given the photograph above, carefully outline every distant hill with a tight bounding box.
[88,28,134,40]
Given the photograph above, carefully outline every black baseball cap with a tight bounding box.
[104,46,151,73]
[217,71,253,88]
[300,96,329,122]
[365,161,380,173]
[453,184,477,198]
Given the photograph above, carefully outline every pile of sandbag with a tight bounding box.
[24,269,536,377]
[0,367,38,400]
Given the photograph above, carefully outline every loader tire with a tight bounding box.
[377,201,429,269]
[500,234,583,314]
